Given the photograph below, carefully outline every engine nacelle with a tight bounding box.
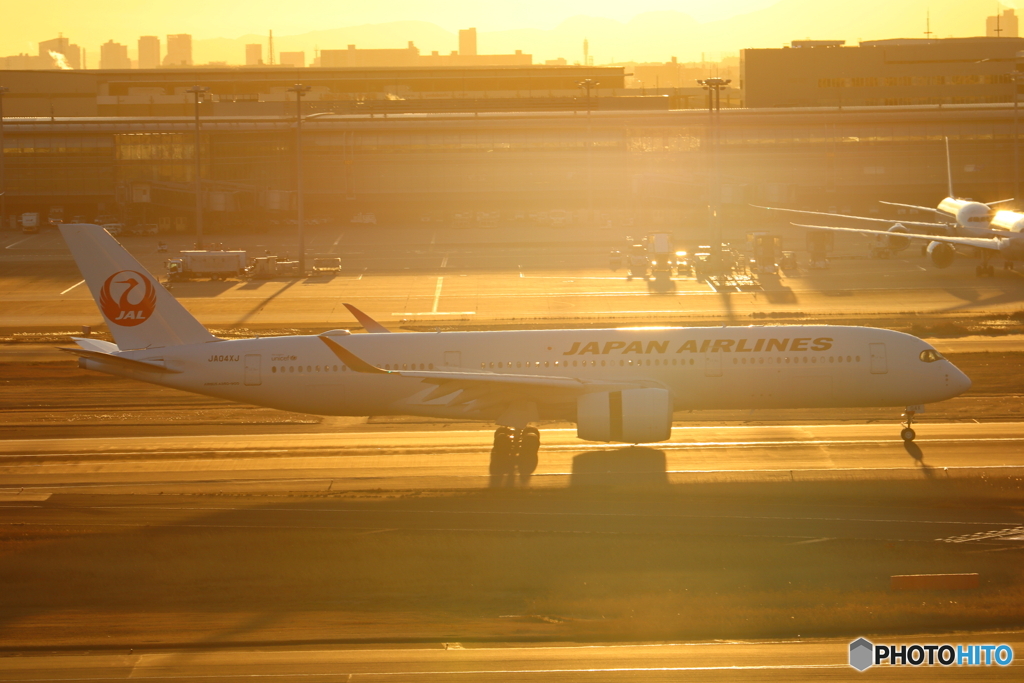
[577,388,673,443]
[927,241,956,268]
[886,223,911,252]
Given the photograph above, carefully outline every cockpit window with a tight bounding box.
[919,349,944,363]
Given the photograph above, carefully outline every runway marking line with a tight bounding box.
[4,236,36,250]
[3,436,1023,459]
[59,279,85,295]
[9,503,1024,530]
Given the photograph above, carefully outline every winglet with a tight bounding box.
[343,303,391,333]
[319,336,390,374]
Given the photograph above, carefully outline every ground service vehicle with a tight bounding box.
[166,250,247,281]
[20,213,40,233]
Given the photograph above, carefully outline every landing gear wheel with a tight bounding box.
[516,427,540,478]
[489,427,515,484]
[900,408,917,442]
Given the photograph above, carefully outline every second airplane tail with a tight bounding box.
[60,224,219,350]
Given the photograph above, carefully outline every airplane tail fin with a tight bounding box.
[60,224,219,350]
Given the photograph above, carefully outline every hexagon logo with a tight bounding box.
[850,637,874,671]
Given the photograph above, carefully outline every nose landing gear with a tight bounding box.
[900,408,916,442]
[490,426,540,486]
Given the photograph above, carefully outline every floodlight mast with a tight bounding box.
[288,84,312,277]
[186,85,210,249]
[697,78,731,274]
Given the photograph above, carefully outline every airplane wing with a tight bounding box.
[878,201,940,213]
[752,204,947,228]
[319,336,651,412]
[793,223,1004,252]
[986,199,1015,207]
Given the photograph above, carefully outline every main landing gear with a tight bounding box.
[900,408,917,442]
[490,426,540,486]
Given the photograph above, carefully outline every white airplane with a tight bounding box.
[58,224,971,479]
[755,138,1018,262]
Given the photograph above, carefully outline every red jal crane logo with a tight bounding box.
[98,270,157,327]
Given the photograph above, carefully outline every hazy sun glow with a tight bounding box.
[0,0,1011,65]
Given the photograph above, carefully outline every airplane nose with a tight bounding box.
[949,365,972,396]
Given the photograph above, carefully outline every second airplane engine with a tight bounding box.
[576,388,673,443]
[886,224,911,252]
[927,241,956,268]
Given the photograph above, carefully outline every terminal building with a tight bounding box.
[742,37,1024,108]
[0,103,1017,237]
[0,65,629,118]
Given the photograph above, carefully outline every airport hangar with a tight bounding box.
[0,102,1019,232]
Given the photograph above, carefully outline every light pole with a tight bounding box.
[288,84,311,277]
[697,78,731,274]
[1013,58,1024,205]
[577,79,599,224]
[576,78,599,117]
[0,86,8,232]
[186,85,209,248]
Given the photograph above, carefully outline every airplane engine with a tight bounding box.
[927,241,956,268]
[576,388,673,443]
[886,224,911,252]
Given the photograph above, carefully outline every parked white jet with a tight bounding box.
[59,224,971,478]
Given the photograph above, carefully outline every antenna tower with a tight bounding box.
[269,30,274,65]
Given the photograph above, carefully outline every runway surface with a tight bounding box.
[2,637,1022,681]
[2,422,1023,495]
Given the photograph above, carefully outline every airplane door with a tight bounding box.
[444,351,461,368]
[704,350,722,377]
[869,343,887,374]
[244,354,262,386]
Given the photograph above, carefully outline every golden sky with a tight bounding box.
[0,0,1010,64]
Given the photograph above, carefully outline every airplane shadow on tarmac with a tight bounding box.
[489,447,668,488]
[570,447,669,487]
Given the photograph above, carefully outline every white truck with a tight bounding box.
[20,213,40,234]
[166,250,248,282]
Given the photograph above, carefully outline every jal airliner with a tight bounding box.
[59,224,971,478]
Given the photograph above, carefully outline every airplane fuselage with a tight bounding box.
[88,326,968,424]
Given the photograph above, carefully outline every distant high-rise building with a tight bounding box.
[138,36,160,69]
[99,40,131,69]
[246,44,263,66]
[459,28,477,56]
[280,51,305,68]
[164,34,192,66]
[988,9,1019,37]
[39,35,82,69]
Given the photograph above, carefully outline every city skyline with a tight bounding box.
[0,0,1012,66]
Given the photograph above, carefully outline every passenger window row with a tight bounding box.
[479,358,699,370]
[733,355,861,365]
[272,364,346,374]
